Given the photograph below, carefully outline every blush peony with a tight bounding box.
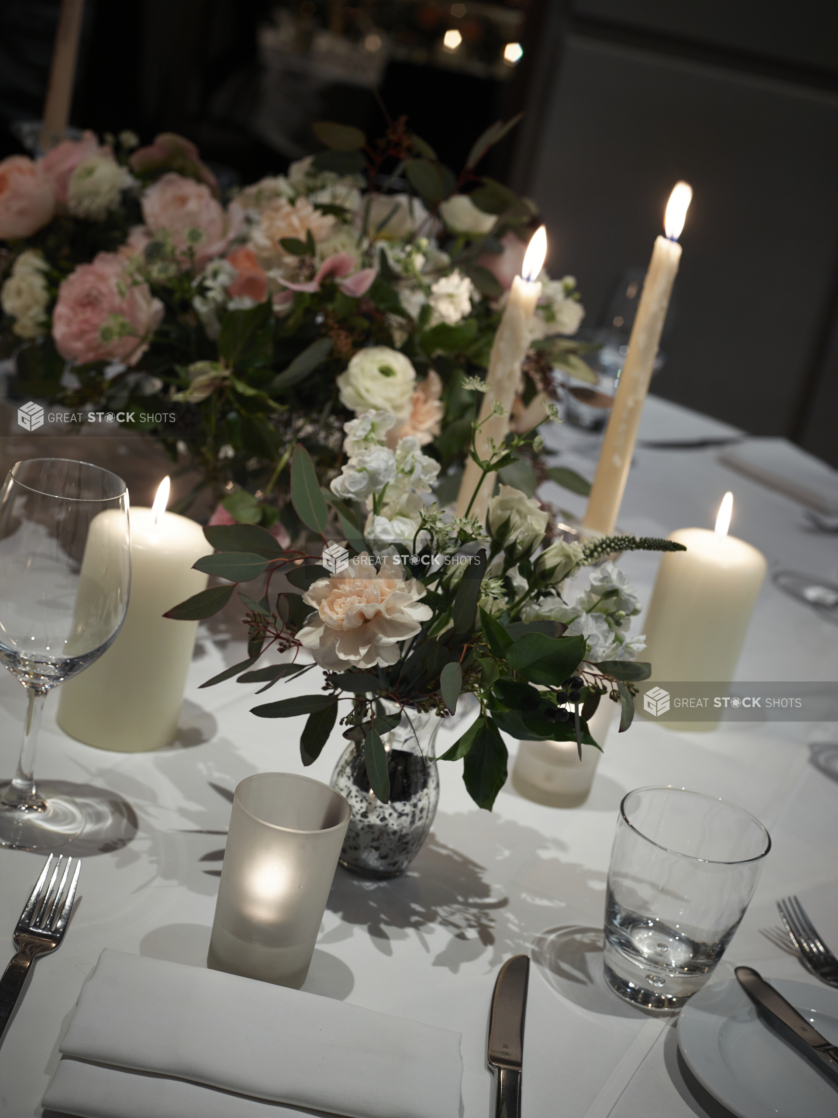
[0,156,56,239]
[387,370,444,448]
[52,252,164,366]
[296,555,432,670]
[141,173,242,269]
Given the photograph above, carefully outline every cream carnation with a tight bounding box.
[67,156,132,220]
[296,555,432,670]
[387,370,444,448]
[1,251,50,338]
[249,196,335,268]
[337,346,416,421]
[439,194,496,235]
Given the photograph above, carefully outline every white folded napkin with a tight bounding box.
[719,437,838,513]
[43,950,463,1118]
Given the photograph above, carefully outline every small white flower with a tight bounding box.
[428,271,475,326]
[394,436,440,493]
[530,276,585,339]
[1,250,49,339]
[343,410,397,456]
[67,156,133,220]
[365,513,424,549]
[439,194,496,235]
[488,485,549,554]
[330,445,397,502]
[337,346,417,420]
[398,284,427,321]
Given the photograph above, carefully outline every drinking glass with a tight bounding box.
[604,787,770,1011]
[0,459,130,851]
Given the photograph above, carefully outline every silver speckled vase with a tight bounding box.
[330,704,441,879]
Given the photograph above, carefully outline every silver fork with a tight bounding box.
[0,855,80,1045]
[778,895,838,988]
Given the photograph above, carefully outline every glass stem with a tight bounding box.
[2,686,48,810]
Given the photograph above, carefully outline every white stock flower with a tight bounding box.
[67,156,132,220]
[394,436,440,493]
[439,194,496,235]
[365,513,423,549]
[398,284,427,321]
[330,445,396,502]
[296,554,432,670]
[488,485,549,553]
[530,277,585,340]
[337,346,416,420]
[1,250,50,338]
[428,271,475,326]
[192,258,236,339]
[343,410,397,456]
[580,562,641,620]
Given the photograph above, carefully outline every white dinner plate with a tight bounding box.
[678,976,838,1118]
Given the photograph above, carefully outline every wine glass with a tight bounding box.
[0,459,130,850]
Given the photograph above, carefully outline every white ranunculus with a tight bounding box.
[365,513,423,549]
[296,554,432,670]
[67,156,132,220]
[1,250,50,339]
[530,276,585,339]
[337,346,417,420]
[488,485,549,554]
[343,410,397,456]
[330,445,396,503]
[535,539,585,584]
[439,194,496,235]
[428,271,476,326]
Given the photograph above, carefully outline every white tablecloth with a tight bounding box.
[1,395,837,1118]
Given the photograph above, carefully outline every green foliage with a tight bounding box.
[300,703,338,765]
[313,121,366,151]
[271,338,333,392]
[462,717,508,810]
[218,302,273,369]
[595,660,651,682]
[440,661,462,714]
[506,632,586,687]
[364,725,390,803]
[203,523,285,558]
[251,694,336,718]
[163,584,233,620]
[291,444,329,535]
[193,552,270,583]
[545,467,592,497]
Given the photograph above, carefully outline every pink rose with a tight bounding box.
[477,231,528,292]
[0,156,56,239]
[52,252,164,366]
[130,133,219,197]
[40,130,104,203]
[141,173,243,269]
[226,246,268,302]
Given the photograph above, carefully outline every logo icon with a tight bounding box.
[644,686,670,718]
[322,543,349,575]
[17,401,44,432]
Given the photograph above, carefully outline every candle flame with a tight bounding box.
[152,477,170,526]
[715,491,733,538]
[664,181,693,241]
[522,225,547,282]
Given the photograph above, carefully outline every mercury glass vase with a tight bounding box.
[330,704,441,879]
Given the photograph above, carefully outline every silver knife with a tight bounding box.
[488,955,530,1118]
[735,966,838,1084]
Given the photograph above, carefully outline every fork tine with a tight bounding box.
[44,857,72,930]
[790,896,830,957]
[778,899,808,956]
[53,860,80,935]
[18,855,53,926]
[780,898,820,966]
[33,856,62,929]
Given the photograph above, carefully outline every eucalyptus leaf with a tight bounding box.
[479,607,512,658]
[300,703,338,765]
[203,523,285,558]
[291,444,329,535]
[219,490,261,525]
[271,337,333,392]
[439,715,482,761]
[199,657,258,688]
[507,632,586,687]
[193,552,270,583]
[404,158,447,206]
[163,583,233,620]
[285,564,330,590]
[545,467,592,498]
[463,717,508,810]
[326,671,383,693]
[440,661,462,714]
[364,727,390,803]
[251,694,337,718]
[465,114,523,170]
[313,121,366,151]
[596,660,651,682]
[617,681,635,733]
[450,549,487,638]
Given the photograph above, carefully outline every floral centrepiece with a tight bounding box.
[0,119,595,530]
[168,404,685,813]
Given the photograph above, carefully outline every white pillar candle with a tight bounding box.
[583,183,692,536]
[512,698,617,806]
[455,226,547,524]
[641,493,767,729]
[58,479,212,751]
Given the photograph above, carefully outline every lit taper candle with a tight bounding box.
[57,478,212,751]
[456,225,547,523]
[583,183,693,535]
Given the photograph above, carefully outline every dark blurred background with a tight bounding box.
[1,0,837,465]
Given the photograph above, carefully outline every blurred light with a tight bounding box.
[364,33,382,52]
[451,2,467,15]
[503,42,523,64]
[522,225,547,282]
[443,29,462,51]
[664,181,693,241]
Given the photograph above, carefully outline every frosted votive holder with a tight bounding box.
[208,773,350,988]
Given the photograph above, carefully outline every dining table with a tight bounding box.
[1,393,837,1118]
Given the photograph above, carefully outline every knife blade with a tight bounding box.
[488,955,530,1118]
[735,966,838,1085]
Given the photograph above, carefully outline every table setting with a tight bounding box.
[1,71,838,1118]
